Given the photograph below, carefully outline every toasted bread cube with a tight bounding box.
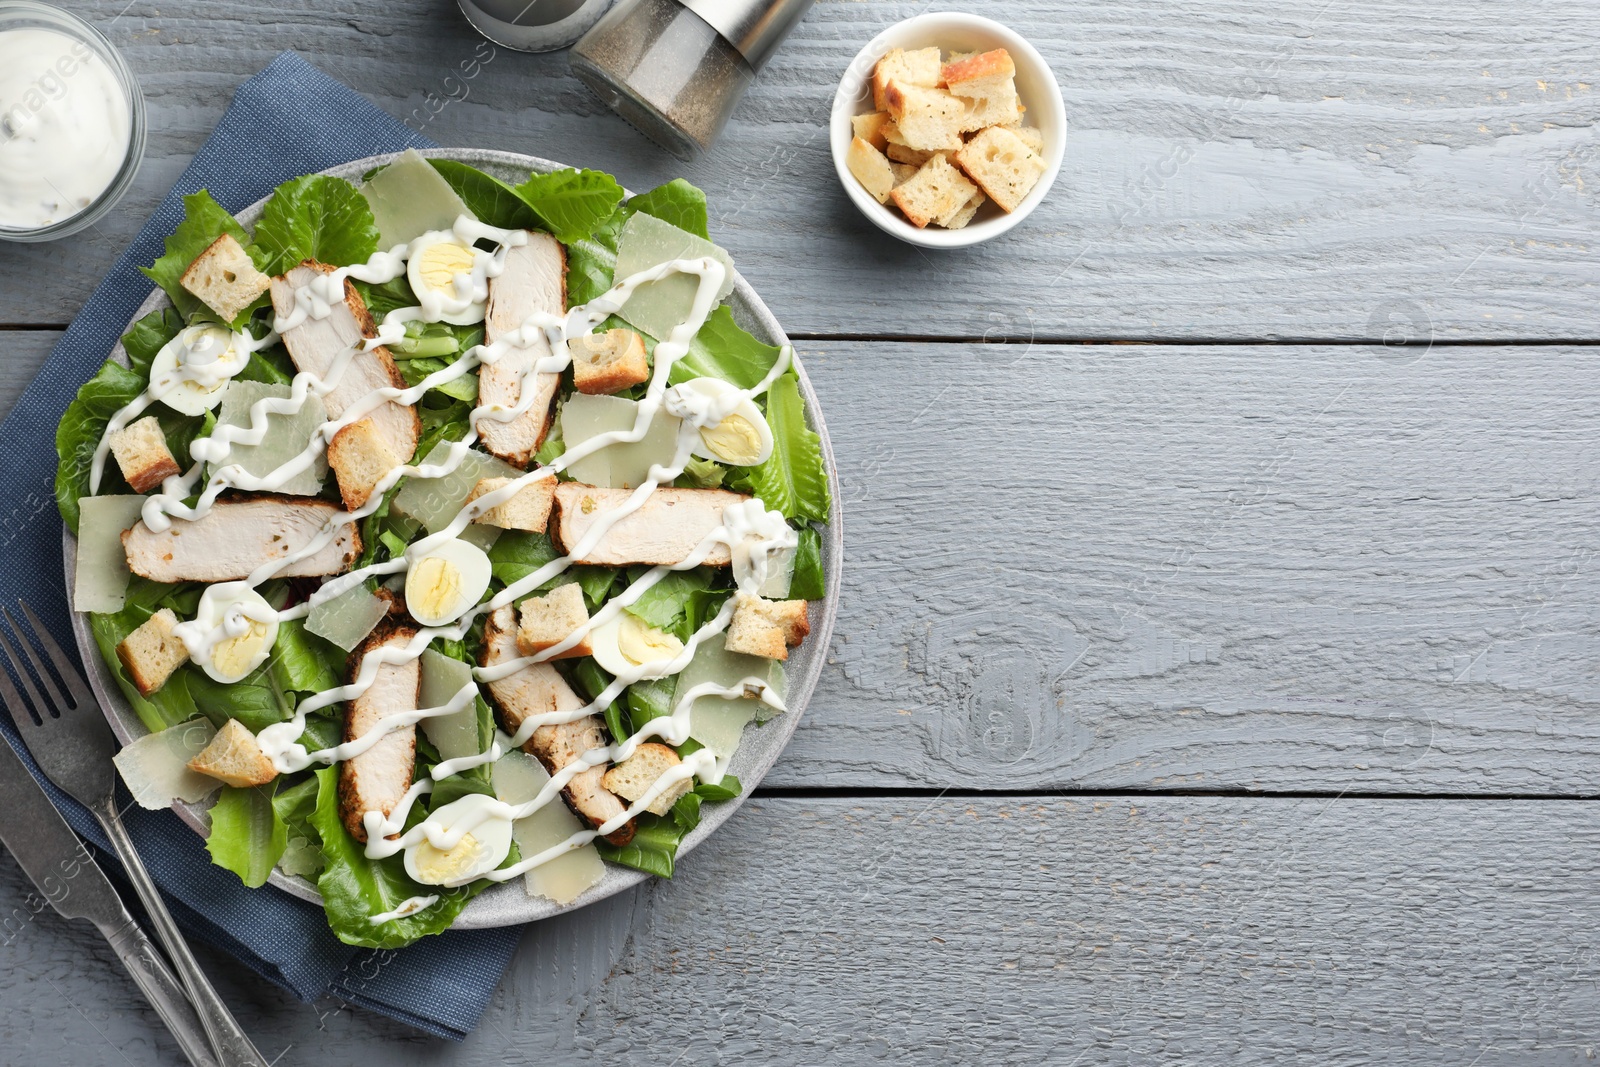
[889,161,920,186]
[938,190,987,230]
[941,49,1016,96]
[872,46,942,111]
[108,415,180,494]
[883,82,970,151]
[723,594,810,661]
[516,583,592,659]
[851,110,893,152]
[467,475,555,533]
[846,136,897,204]
[954,126,1047,212]
[1010,126,1046,154]
[327,417,402,509]
[567,329,649,396]
[180,233,271,323]
[187,718,277,788]
[116,609,189,697]
[601,742,691,816]
[883,121,949,164]
[889,153,979,229]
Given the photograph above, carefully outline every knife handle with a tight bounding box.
[97,914,221,1067]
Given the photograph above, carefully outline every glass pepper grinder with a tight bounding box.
[570,0,814,160]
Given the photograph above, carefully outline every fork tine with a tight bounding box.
[17,601,94,709]
[0,624,47,724]
[2,607,70,716]
[0,627,37,729]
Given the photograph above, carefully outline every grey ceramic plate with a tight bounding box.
[63,148,843,929]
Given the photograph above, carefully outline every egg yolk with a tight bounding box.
[211,618,269,679]
[617,615,685,666]
[410,832,485,884]
[700,414,764,465]
[409,556,464,622]
[413,242,476,296]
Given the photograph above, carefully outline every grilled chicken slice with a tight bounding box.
[481,605,634,845]
[551,484,747,567]
[477,233,566,468]
[338,621,421,842]
[121,495,360,583]
[270,261,420,474]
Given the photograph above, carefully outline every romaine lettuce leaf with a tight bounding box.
[306,766,484,948]
[54,359,146,533]
[139,190,248,317]
[249,175,380,277]
[487,530,560,588]
[788,525,826,600]
[120,308,187,375]
[727,374,830,523]
[566,178,711,306]
[88,609,199,734]
[426,159,537,230]
[205,784,287,888]
[625,179,709,240]
[512,168,624,244]
[268,619,345,695]
[272,776,325,880]
[670,306,784,390]
[623,567,726,641]
[595,779,741,878]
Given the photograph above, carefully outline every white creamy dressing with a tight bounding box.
[93,216,802,911]
[0,28,131,230]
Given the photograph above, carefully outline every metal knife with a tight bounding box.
[0,730,220,1067]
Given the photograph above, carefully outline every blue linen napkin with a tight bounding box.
[0,51,525,1041]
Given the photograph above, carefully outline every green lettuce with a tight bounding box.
[623,567,729,642]
[205,784,287,888]
[624,179,709,239]
[670,306,784,390]
[788,526,826,600]
[249,175,380,277]
[55,360,145,533]
[86,579,202,734]
[595,779,742,878]
[567,178,714,306]
[272,776,325,880]
[513,168,625,244]
[139,191,248,317]
[728,374,830,523]
[426,159,537,230]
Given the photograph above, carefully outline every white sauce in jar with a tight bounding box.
[0,28,130,229]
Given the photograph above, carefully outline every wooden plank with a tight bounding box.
[9,0,1600,340]
[772,340,1600,794]
[5,795,1598,1062]
[23,334,1600,795]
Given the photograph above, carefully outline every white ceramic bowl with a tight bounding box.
[830,12,1065,249]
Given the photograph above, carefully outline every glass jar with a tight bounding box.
[0,1,144,242]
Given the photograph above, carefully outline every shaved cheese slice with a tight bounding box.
[682,634,788,760]
[306,583,387,652]
[613,212,735,341]
[113,718,220,810]
[559,393,683,489]
[360,149,475,247]
[212,381,328,496]
[393,441,520,532]
[419,649,480,762]
[458,523,502,553]
[492,750,605,905]
[73,495,146,613]
[756,543,795,599]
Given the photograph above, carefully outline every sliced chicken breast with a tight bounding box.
[270,261,420,471]
[477,233,566,468]
[481,605,633,845]
[121,495,360,583]
[338,622,421,842]
[551,484,747,567]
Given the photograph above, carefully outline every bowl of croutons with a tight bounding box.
[831,12,1064,248]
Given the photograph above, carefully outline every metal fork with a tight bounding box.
[0,601,271,1067]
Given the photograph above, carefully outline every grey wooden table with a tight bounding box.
[2,1,1598,1063]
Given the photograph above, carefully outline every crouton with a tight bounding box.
[516,583,592,659]
[954,125,1047,212]
[108,415,180,493]
[116,609,189,696]
[940,49,1016,96]
[187,718,277,788]
[890,161,920,186]
[601,742,691,816]
[871,46,942,111]
[883,82,969,151]
[846,136,897,204]
[1010,126,1046,154]
[567,329,649,396]
[852,110,892,153]
[723,594,810,660]
[180,233,272,323]
[467,475,556,533]
[327,417,402,509]
[939,190,987,230]
[889,153,979,229]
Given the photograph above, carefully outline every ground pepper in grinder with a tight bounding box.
[570,0,814,160]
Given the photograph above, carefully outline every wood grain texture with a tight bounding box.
[6,795,1600,1064]
[4,0,1598,340]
